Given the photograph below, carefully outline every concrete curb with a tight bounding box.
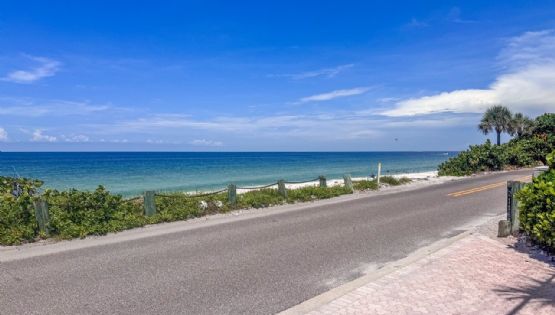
[279,229,474,315]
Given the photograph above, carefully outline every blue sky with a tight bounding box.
[0,1,554,151]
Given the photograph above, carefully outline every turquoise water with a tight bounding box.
[0,152,455,196]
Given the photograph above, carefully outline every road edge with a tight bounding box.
[278,229,474,315]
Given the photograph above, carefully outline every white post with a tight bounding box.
[377,162,382,188]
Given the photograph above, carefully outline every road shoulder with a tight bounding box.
[280,215,555,315]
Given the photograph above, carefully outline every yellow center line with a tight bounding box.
[447,175,533,198]
[448,182,506,197]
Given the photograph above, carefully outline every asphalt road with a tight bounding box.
[0,170,532,315]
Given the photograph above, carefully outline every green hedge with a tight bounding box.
[44,187,146,240]
[516,151,555,249]
[438,113,555,176]
[0,177,42,245]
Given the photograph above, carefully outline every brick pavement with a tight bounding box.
[306,235,554,315]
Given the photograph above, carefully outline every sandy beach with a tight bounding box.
[236,170,447,194]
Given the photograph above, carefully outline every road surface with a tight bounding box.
[0,170,531,314]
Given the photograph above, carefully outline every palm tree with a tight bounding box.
[478,105,512,145]
[509,113,535,138]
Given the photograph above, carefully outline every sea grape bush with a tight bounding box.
[438,140,511,176]
[516,151,555,250]
[0,177,43,245]
[154,192,228,222]
[353,176,411,191]
[43,186,146,239]
[438,113,555,176]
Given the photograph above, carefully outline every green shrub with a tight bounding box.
[353,179,378,191]
[533,113,555,137]
[155,192,228,222]
[438,140,507,176]
[0,177,43,245]
[238,188,285,208]
[516,151,555,250]
[43,186,146,239]
[287,185,352,202]
[380,176,412,186]
[439,113,555,176]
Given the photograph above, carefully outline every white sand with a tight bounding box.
[235,170,445,194]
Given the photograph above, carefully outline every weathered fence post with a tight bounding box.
[377,162,382,189]
[144,191,156,217]
[228,183,237,206]
[507,181,526,235]
[497,220,511,237]
[33,198,50,236]
[277,180,287,198]
[343,174,353,192]
[319,176,327,188]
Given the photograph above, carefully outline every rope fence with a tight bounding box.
[23,163,393,236]
[283,177,320,184]
[236,182,278,190]
[131,173,351,217]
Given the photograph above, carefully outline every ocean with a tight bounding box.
[0,152,455,196]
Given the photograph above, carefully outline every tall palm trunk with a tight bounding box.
[496,131,501,145]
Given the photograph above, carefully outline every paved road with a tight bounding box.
[0,170,531,314]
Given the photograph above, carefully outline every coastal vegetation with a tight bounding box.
[438,110,555,176]
[516,151,555,250]
[0,175,412,245]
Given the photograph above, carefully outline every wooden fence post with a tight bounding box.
[507,181,526,234]
[377,162,382,189]
[228,184,237,206]
[343,174,353,192]
[144,191,156,217]
[319,176,327,188]
[278,180,287,198]
[33,198,50,236]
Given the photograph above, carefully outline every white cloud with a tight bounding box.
[0,98,113,117]
[2,56,61,84]
[0,128,8,141]
[271,64,354,80]
[31,130,57,142]
[190,139,223,147]
[383,30,555,116]
[298,87,370,103]
[86,109,465,145]
[60,134,90,142]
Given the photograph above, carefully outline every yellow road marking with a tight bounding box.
[448,175,532,197]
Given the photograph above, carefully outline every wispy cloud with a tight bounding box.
[190,139,223,147]
[60,134,90,142]
[2,55,61,84]
[382,30,555,116]
[298,87,370,103]
[31,129,57,142]
[406,18,428,28]
[0,98,113,117]
[0,128,8,141]
[270,64,354,80]
[446,7,477,24]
